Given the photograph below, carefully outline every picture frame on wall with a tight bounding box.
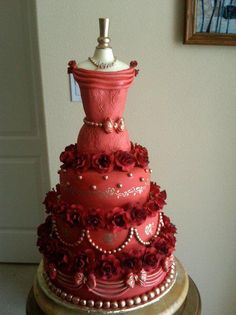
[184,0,236,45]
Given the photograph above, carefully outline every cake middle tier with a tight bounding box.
[59,167,151,210]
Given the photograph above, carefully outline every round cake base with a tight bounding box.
[31,258,190,315]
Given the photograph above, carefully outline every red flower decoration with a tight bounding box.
[149,182,167,210]
[97,255,121,280]
[115,150,136,172]
[106,207,131,231]
[144,200,160,217]
[162,232,176,249]
[43,185,60,214]
[91,153,114,173]
[57,200,68,214]
[60,144,77,167]
[150,182,161,199]
[74,249,95,273]
[129,203,147,226]
[129,61,139,76]
[153,236,175,258]
[162,214,176,231]
[156,190,167,209]
[51,249,70,271]
[120,249,144,273]
[67,60,78,74]
[161,214,177,235]
[66,204,84,227]
[143,247,160,271]
[37,237,59,260]
[76,153,90,171]
[86,208,105,230]
[37,216,52,239]
[132,144,149,168]
[130,60,138,68]
[37,216,59,257]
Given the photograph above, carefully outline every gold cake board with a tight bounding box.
[28,258,200,315]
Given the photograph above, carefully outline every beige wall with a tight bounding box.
[35,1,236,314]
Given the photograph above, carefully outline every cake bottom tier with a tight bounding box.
[33,257,189,315]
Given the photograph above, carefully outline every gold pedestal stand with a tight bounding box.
[26,258,201,315]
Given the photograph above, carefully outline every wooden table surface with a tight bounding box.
[26,276,201,315]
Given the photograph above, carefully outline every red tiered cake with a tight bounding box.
[36,60,177,311]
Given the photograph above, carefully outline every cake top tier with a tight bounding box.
[78,18,129,72]
[68,61,138,154]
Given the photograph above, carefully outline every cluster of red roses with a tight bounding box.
[43,182,167,231]
[59,143,149,172]
[37,214,176,281]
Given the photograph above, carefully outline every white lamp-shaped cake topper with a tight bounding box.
[78,18,129,71]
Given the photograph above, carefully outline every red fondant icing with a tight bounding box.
[136,215,159,242]
[89,229,129,250]
[77,126,131,154]
[59,167,150,210]
[69,64,136,154]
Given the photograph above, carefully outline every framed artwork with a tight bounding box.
[184,0,236,45]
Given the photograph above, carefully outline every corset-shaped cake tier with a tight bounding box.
[68,61,137,154]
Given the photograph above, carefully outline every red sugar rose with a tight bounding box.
[60,144,77,167]
[115,150,136,172]
[161,225,177,238]
[50,249,70,271]
[149,182,167,210]
[37,215,52,238]
[156,190,167,209]
[161,232,176,249]
[129,203,147,226]
[129,61,139,76]
[74,249,95,273]
[132,144,149,168]
[153,236,174,257]
[161,215,177,235]
[37,216,59,257]
[76,153,90,171]
[66,204,84,227]
[162,214,177,231]
[106,207,131,231]
[144,200,160,217]
[43,186,61,214]
[67,60,78,74]
[143,247,160,271]
[57,200,67,214]
[86,208,105,230]
[120,249,143,273]
[91,153,114,173]
[150,182,161,199]
[130,60,138,68]
[97,255,121,280]
[37,238,58,257]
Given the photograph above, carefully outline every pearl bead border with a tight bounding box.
[86,228,134,254]
[43,261,176,311]
[52,212,163,250]
[88,56,117,69]
[52,219,85,247]
[83,117,103,127]
[134,212,163,246]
